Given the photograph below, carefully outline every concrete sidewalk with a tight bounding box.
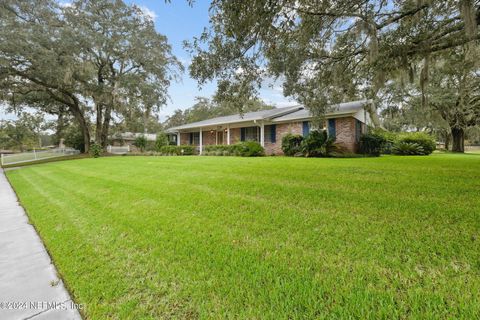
[0,169,82,320]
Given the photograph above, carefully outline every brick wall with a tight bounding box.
[334,117,357,152]
[202,130,216,145]
[264,122,302,155]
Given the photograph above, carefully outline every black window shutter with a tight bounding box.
[271,125,276,143]
[328,119,336,138]
[240,128,245,141]
[302,121,310,136]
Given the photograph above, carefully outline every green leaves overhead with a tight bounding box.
[188,0,479,123]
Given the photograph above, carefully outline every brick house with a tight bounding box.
[166,100,372,155]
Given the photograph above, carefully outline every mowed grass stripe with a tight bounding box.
[6,154,480,319]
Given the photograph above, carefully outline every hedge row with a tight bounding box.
[203,141,264,157]
[157,141,265,157]
[359,130,436,156]
[158,145,197,155]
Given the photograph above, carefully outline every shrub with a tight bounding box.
[281,134,303,156]
[89,143,102,158]
[300,130,336,157]
[359,133,387,156]
[204,145,238,156]
[367,128,398,154]
[397,132,436,155]
[235,141,265,157]
[146,141,156,152]
[159,145,196,155]
[155,133,169,151]
[392,142,425,155]
[134,135,147,152]
[204,143,264,157]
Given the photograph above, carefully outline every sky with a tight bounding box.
[128,0,297,120]
[0,0,296,122]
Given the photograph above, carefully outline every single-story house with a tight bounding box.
[167,100,373,155]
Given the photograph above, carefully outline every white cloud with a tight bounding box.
[137,5,158,21]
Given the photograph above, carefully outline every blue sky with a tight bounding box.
[0,0,296,121]
[128,0,296,120]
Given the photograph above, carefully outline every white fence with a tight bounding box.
[107,145,130,155]
[1,148,80,166]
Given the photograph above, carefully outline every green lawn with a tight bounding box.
[6,154,480,319]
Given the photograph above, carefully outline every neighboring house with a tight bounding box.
[167,100,373,155]
[110,132,157,152]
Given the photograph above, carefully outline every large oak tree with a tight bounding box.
[0,0,180,152]
[187,0,480,125]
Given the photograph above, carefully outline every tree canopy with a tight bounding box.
[187,0,480,126]
[0,0,181,152]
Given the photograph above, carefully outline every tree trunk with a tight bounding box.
[95,103,103,144]
[444,131,451,151]
[70,105,90,153]
[100,105,112,150]
[451,127,464,153]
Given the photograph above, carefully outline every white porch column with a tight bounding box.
[177,132,180,146]
[227,125,230,145]
[199,129,203,155]
[260,123,265,147]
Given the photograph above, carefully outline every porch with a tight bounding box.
[170,121,277,155]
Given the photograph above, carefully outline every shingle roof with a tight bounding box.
[167,100,370,132]
[272,100,369,122]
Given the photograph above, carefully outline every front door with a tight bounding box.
[217,131,224,145]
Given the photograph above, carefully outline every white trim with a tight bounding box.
[260,123,265,147]
[227,125,230,145]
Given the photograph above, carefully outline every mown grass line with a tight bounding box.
[6,154,480,319]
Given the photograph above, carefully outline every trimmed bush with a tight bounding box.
[392,142,425,155]
[134,135,147,152]
[359,133,387,156]
[89,143,102,158]
[397,132,436,155]
[155,132,169,151]
[300,130,336,157]
[159,145,196,155]
[204,144,238,156]
[235,141,265,157]
[281,134,303,156]
[204,142,264,157]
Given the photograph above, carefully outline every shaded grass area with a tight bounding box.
[6,154,480,319]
